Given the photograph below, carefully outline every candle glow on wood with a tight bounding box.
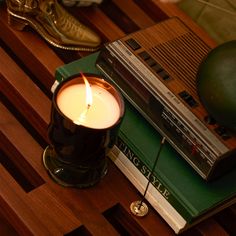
[57,76,121,129]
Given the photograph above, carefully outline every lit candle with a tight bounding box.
[56,81,121,129]
[44,74,124,188]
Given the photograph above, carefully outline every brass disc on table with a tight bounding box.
[130,200,149,217]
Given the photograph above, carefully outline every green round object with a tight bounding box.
[197,40,236,132]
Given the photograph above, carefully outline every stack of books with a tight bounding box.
[54,52,236,234]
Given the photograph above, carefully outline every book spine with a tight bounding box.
[115,136,193,222]
[109,144,187,234]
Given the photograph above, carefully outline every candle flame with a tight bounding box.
[74,73,92,125]
[81,73,93,108]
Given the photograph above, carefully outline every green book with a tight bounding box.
[54,52,236,234]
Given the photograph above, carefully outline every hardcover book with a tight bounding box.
[54,52,236,234]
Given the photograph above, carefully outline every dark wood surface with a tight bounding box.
[0,1,235,235]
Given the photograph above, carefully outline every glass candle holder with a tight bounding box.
[43,74,124,188]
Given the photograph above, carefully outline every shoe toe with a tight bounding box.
[80,29,101,47]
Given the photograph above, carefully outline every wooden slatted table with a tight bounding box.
[0,1,235,235]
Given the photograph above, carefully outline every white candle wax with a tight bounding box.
[57,83,120,129]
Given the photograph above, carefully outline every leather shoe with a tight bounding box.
[6,0,101,51]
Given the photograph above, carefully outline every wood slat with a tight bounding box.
[0,211,18,236]
[0,6,63,91]
[0,47,50,142]
[0,97,174,235]
[0,52,175,234]
[0,102,119,235]
[0,169,83,236]
[98,0,140,34]
[0,48,176,235]
[0,163,54,236]
[214,207,236,236]
[196,218,230,236]
[68,5,126,42]
[113,0,156,29]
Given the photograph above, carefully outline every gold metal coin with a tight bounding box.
[130,200,149,217]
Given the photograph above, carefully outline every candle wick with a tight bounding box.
[74,104,91,125]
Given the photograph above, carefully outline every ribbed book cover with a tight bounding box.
[54,52,236,234]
